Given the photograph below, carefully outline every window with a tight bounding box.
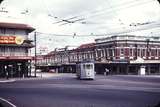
[101,50,104,57]
[0,28,6,34]
[112,49,115,56]
[97,49,101,58]
[155,49,158,56]
[151,49,155,56]
[109,49,112,56]
[120,48,124,55]
[129,48,133,56]
[85,64,93,69]
[0,47,5,55]
[105,48,108,57]
[10,48,15,56]
[7,29,15,35]
[137,49,140,57]
[158,49,160,57]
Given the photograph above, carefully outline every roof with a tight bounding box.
[0,22,35,33]
[77,43,95,49]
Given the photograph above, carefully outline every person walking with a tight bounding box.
[5,65,9,79]
[105,68,109,76]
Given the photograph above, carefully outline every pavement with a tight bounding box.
[0,72,64,83]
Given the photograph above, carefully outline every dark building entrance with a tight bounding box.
[0,60,31,78]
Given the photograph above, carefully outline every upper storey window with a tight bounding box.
[120,48,124,56]
[0,28,6,34]
[0,28,27,38]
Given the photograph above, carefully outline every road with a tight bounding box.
[0,74,160,107]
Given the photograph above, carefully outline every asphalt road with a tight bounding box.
[0,74,160,107]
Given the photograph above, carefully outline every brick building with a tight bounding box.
[95,35,160,74]
[36,35,160,75]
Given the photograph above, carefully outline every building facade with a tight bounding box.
[0,22,35,78]
[95,35,160,74]
[36,43,95,73]
[36,35,160,75]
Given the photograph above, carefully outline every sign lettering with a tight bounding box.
[0,36,24,44]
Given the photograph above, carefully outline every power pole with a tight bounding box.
[34,32,37,77]
[146,39,150,60]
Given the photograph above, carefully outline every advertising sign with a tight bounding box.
[0,36,24,45]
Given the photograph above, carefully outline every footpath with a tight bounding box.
[0,72,62,83]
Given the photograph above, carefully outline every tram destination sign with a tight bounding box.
[0,36,24,45]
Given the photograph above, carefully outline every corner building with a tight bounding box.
[95,35,160,75]
[0,22,35,78]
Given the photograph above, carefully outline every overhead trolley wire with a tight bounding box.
[50,0,154,25]
[83,0,154,22]
[34,21,160,38]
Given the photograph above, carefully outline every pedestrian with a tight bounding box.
[5,66,9,79]
[105,68,109,76]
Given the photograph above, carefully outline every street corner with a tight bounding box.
[0,79,16,83]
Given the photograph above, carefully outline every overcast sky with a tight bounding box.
[0,0,160,54]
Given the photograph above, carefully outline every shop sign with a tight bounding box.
[0,36,24,45]
[15,36,24,45]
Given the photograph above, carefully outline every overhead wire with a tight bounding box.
[50,0,154,25]
[34,21,160,38]
[81,0,154,26]
[80,0,157,34]
[90,0,153,17]
[33,0,159,37]
[51,0,155,36]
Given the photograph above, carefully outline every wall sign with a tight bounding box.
[0,36,24,45]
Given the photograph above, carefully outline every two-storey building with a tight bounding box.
[0,22,35,78]
[95,35,160,74]
[36,35,160,75]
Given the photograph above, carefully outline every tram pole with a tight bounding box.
[34,31,37,77]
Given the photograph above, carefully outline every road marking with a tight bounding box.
[0,97,17,107]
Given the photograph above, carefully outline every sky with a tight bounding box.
[0,0,160,54]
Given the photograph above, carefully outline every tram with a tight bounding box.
[76,61,95,80]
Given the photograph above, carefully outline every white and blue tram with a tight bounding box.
[76,61,95,80]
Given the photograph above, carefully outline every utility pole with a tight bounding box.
[34,32,37,77]
[135,44,138,59]
[146,39,150,60]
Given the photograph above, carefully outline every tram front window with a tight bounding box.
[85,64,93,69]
